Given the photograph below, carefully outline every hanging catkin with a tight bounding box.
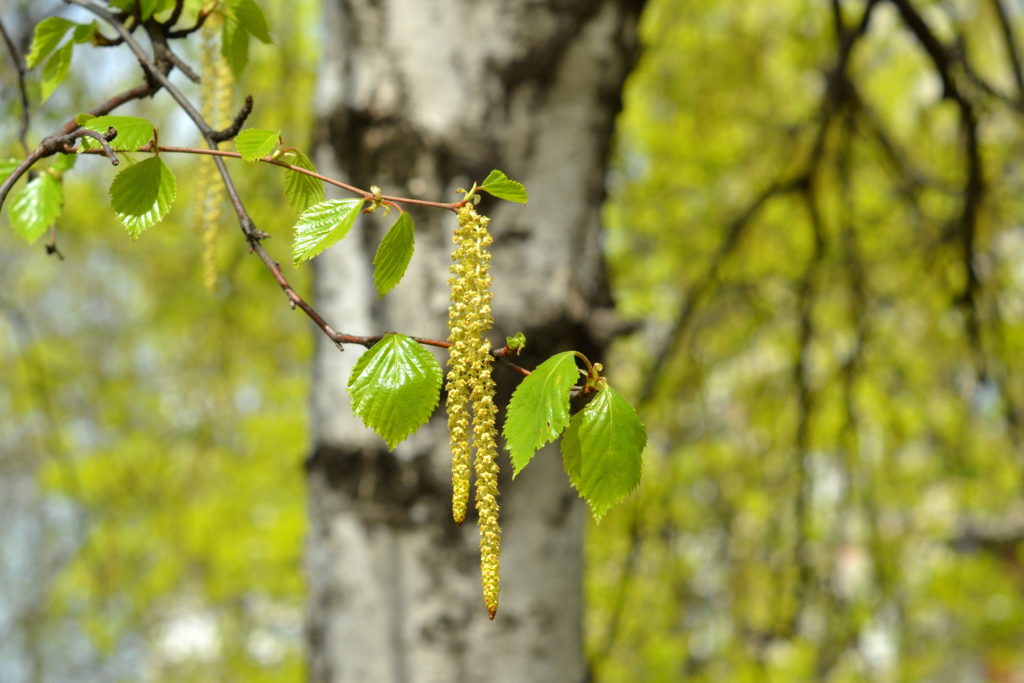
[197,20,233,292]
[446,202,501,618]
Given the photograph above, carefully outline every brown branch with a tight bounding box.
[0,17,30,155]
[62,0,527,380]
[886,0,986,375]
[209,95,254,143]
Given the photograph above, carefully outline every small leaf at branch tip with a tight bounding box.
[479,169,528,204]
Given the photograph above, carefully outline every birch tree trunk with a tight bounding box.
[305,2,644,681]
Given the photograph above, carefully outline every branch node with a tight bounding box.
[210,95,254,143]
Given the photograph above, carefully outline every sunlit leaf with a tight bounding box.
[9,174,62,243]
[479,169,528,204]
[348,333,443,449]
[77,116,155,152]
[25,17,75,69]
[40,42,73,103]
[234,128,279,161]
[561,383,645,522]
[109,157,177,238]
[282,150,325,213]
[372,211,415,297]
[504,351,579,476]
[292,199,363,264]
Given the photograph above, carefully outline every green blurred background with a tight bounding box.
[4,0,1024,680]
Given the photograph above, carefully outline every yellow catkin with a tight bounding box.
[197,21,233,292]
[446,203,501,617]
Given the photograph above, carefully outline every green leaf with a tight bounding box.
[372,212,415,297]
[9,174,62,243]
[226,0,272,43]
[0,158,19,185]
[138,0,161,19]
[26,17,75,69]
[479,169,528,204]
[506,332,526,351]
[71,22,95,44]
[40,41,73,103]
[109,157,177,238]
[78,116,155,152]
[503,351,580,476]
[348,333,443,449]
[560,384,645,522]
[220,11,250,78]
[282,150,325,213]
[51,154,77,173]
[292,199,363,264]
[234,128,279,161]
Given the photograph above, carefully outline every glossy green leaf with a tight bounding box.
[109,157,177,238]
[9,174,62,243]
[77,116,155,152]
[26,17,75,69]
[504,351,580,476]
[372,211,415,297]
[282,150,325,213]
[348,333,443,449]
[40,41,73,103]
[292,199,363,264]
[234,128,279,161]
[561,384,645,522]
[479,169,528,204]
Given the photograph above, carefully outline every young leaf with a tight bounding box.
[234,128,279,161]
[292,199,363,264]
[40,41,73,103]
[561,383,645,522]
[25,17,75,69]
[220,11,250,78]
[479,169,528,204]
[503,350,579,476]
[282,150,325,213]
[0,158,19,185]
[109,157,177,238]
[505,332,526,351]
[372,211,415,297]
[348,333,443,449]
[9,174,62,243]
[226,0,272,43]
[78,116,155,152]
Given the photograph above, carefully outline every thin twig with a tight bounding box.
[209,95,254,143]
[61,0,523,377]
[81,143,464,210]
[0,18,31,155]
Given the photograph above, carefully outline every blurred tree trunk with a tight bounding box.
[305,1,644,681]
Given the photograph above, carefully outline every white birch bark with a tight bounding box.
[306,2,644,681]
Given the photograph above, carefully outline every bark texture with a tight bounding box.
[306,2,644,681]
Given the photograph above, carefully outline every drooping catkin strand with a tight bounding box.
[445,203,501,616]
[472,362,501,619]
[197,21,233,292]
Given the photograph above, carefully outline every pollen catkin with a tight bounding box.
[197,21,233,292]
[446,203,501,617]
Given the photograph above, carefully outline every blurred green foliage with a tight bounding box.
[1,1,317,679]
[5,0,1024,681]
[592,0,1024,680]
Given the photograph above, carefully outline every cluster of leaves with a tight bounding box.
[347,339,645,521]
